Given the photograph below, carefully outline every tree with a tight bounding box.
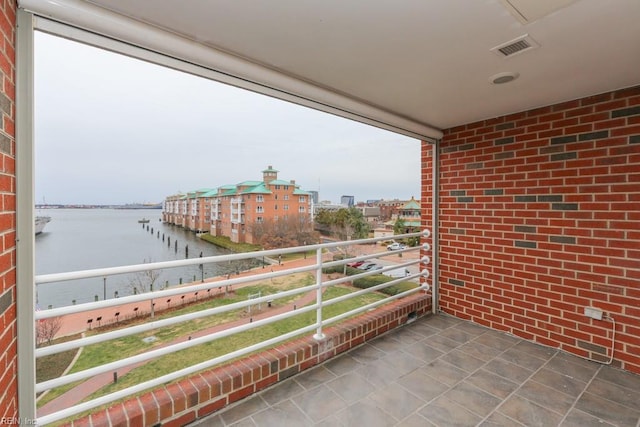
[250,216,318,249]
[315,207,369,240]
[127,259,163,318]
[393,218,406,235]
[36,317,62,347]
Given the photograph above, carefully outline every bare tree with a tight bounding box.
[36,317,62,347]
[127,259,163,318]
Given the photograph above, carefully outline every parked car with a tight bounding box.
[357,262,378,270]
[386,242,406,251]
[347,260,365,268]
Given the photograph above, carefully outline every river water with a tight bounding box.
[35,209,242,308]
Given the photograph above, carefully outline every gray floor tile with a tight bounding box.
[419,396,482,427]
[585,377,638,409]
[457,340,503,362]
[392,327,428,345]
[425,333,463,352]
[483,357,534,383]
[472,331,519,352]
[292,384,347,423]
[333,400,398,427]
[356,356,413,388]
[442,348,486,373]
[437,327,476,344]
[560,408,616,427]
[595,366,640,391]
[251,399,311,427]
[367,382,426,420]
[396,413,436,427]
[453,320,490,337]
[516,380,576,415]
[574,391,640,427]
[420,358,469,386]
[425,315,461,330]
[498,394,563,427]
[323,353,363,376]
[479,412,525,427]
[512,340,557,361]
[326,372,374,403]
[402,341,444,363]
[370,334,403,353]
[294,365,336,390]
[444,381,502,417]
[259,378,304,406]
[348,342,385,363]
[404,322,440,338]
[396,370,450,403]
[499,347,549,371]
[465,369,519,399]
[219,396,267,425]
[545,352,600,383]
[529,368,587,398]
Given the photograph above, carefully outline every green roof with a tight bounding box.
[402,198,420,210]
[241,183,272,194]
[293,188,310,195]
[237,180,263,187]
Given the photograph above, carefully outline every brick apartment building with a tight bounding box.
[163,166,312,244]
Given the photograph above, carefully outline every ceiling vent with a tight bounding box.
[491,34,539,58]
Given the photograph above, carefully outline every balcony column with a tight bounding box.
[313,247,325,340]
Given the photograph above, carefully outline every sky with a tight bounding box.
[35,32,421,206]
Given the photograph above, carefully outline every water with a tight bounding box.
[35,209,248,308]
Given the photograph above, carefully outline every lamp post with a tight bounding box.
[103,277,106,301]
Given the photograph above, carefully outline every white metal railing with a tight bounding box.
[33,231,431,425]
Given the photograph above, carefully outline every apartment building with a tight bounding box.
[163,166,312,243]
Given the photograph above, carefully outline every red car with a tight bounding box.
[347,260,365,268]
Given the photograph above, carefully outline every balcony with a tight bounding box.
[33,232,432,425]
[30,231,640,426]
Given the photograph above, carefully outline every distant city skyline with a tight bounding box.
[35,32,421,206]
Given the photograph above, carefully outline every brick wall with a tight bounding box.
[0,0,16,420]
[67,294,430,426]
[422,86,640,374]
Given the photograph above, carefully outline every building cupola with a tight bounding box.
[262,165,279,183]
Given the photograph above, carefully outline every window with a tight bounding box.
[257,195,264,202]
[283,194,289,200]
[283,205,289,210]
[299,206,305,213]
[256,206,263,213]
[299,196,306,202]
[256,217,263,223]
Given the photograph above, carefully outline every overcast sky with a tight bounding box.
[34,32,420,206]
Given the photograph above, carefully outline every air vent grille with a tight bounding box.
[491,34,539,58]
[498,39,531,56]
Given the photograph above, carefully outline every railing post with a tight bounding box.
[313,247,325,340]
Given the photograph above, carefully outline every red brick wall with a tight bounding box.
[0,0,16,420]
[422,86,640,374]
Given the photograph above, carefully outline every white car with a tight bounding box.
[386,242,406,251]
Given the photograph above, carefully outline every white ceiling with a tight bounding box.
[56,0,640,132]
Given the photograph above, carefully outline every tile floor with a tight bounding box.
[192,314,640,427]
